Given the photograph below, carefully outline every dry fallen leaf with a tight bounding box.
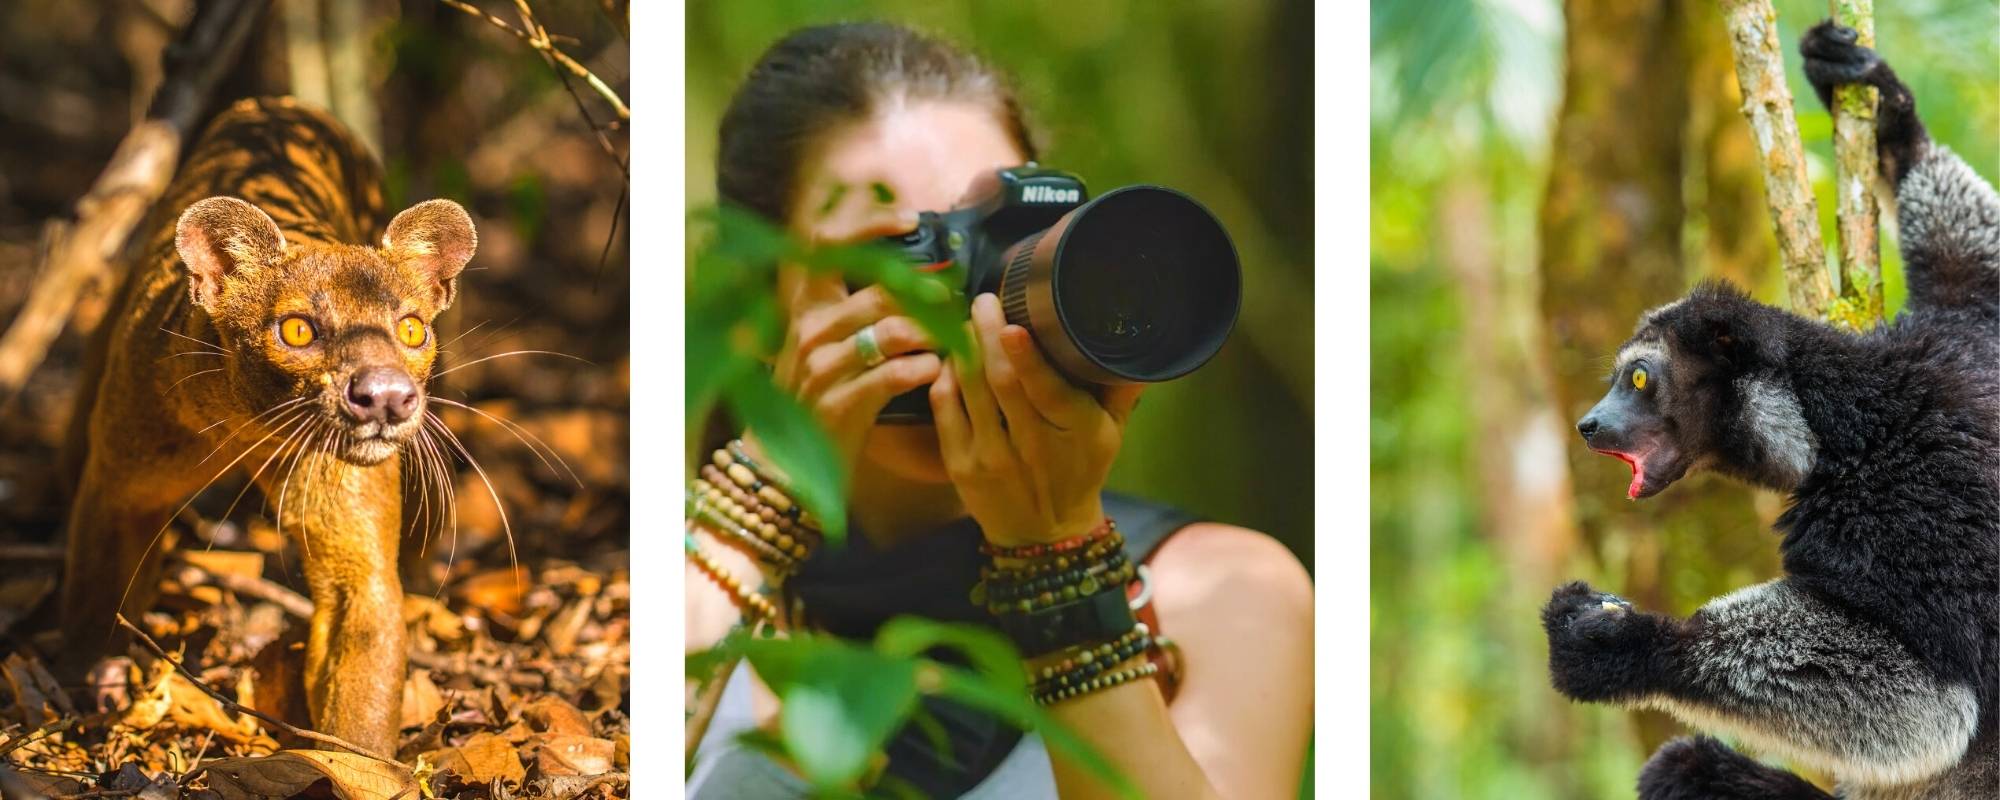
[423,731,524,785]
[120,663,275,750]
[400,670,447,731]
[520,694,591,737]
[531,734,615,776]
[201,750,413,800]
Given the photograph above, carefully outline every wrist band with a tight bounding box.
[995,586,1137,658]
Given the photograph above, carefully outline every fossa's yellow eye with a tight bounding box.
[397,316,427,348]
[1632,368,1648,390]
[279,316,315,347]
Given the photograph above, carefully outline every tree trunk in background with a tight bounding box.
[1538,0,1784,760]
[1441,174,1580,763]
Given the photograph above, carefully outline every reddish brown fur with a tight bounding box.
[61,97,475,755]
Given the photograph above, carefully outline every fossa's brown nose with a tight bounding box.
[346,366,418,424]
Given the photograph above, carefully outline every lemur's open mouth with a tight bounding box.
[1591,448,1652,500]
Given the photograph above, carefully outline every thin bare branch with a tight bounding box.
[436,0,629,121]
[116,614,398,764]
[0,0,269,406]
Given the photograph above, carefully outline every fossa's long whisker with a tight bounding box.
[428,350,589,378]
[427,396,582,488]
[429,412,511,589]
[115,405,316,632]
[196,397,311,467]
[160,327,229,353]
[167,368,225,394]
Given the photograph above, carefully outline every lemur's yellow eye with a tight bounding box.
[397,316,427,348]
[1632,368,1649,390]
[279,316,315,347]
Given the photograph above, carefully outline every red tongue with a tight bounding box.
[1610,452,1645,499]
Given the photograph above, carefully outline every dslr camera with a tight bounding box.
[878,165,1241,422]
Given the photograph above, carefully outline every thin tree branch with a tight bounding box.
[1828,0,1884,329]
[0,0,269,407]
[1719,0,1834,316]
[436,0,629,121]
[115,614,399,764]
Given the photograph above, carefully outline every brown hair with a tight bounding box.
[716,22,1037,224]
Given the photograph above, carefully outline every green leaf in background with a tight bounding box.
[724,369,849,541]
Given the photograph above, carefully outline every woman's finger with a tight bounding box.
[1101,384,1146,427]
[971,294,1039,431]
[793,285,901,352]
[819,352,944,426]
[928,357,972,467]
[954,326,1006,452]
[997,324,1095,429]
[795,315,937,400]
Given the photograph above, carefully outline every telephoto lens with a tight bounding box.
[877,167,1241,423]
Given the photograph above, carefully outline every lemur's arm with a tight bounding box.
[1543,580,1979,788]
[1801,21,2000,312]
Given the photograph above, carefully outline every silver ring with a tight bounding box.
[854,324,886,368]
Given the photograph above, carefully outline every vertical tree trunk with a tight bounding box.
[1829,0,1884,328]
[1539,0,1784,759]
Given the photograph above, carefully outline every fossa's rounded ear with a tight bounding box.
[176,196,286,312]
[383,199,477,310]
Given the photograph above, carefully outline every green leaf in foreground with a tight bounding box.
[723,371,848,542]
[737,635,920,792]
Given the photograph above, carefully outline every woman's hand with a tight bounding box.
[929,293,1144,546]
[765,268,942,475]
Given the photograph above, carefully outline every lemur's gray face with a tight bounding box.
[1577,336,1693,499]
[1576,286,1816,499]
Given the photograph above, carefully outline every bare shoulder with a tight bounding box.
[1149,522,1312,625]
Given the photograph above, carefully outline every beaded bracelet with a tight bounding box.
[700,465,811,538]
[690,475,816,559]
[686,485,799,570]
[722,440,826,531]
[979,519,1118,559]
[685,529,780,622]
[1035,660,1160,706]
[977,561,1135,615]
[980,535,1125,581]
[1030,625,1151,693]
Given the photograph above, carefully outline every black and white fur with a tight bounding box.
[1545,22,2000,800]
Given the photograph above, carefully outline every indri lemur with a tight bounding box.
[1542,23,1999,800]
[62,97,475,755]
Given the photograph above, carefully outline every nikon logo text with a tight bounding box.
[1022,185,1080,204]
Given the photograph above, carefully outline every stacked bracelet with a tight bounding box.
[1029,624,1151,696]
[685,528,779,623]
[978,517,1161,705]
[979,519,1118,559]
[1035,661,1159,706]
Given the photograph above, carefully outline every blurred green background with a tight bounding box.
[1371,1,1997,798]
[686,0,1315,567]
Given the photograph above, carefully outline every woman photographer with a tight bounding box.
[686,22,1313,799]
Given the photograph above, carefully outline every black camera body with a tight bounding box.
[879,165,1241,423]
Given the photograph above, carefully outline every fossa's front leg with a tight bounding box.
[265,450,406,755]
